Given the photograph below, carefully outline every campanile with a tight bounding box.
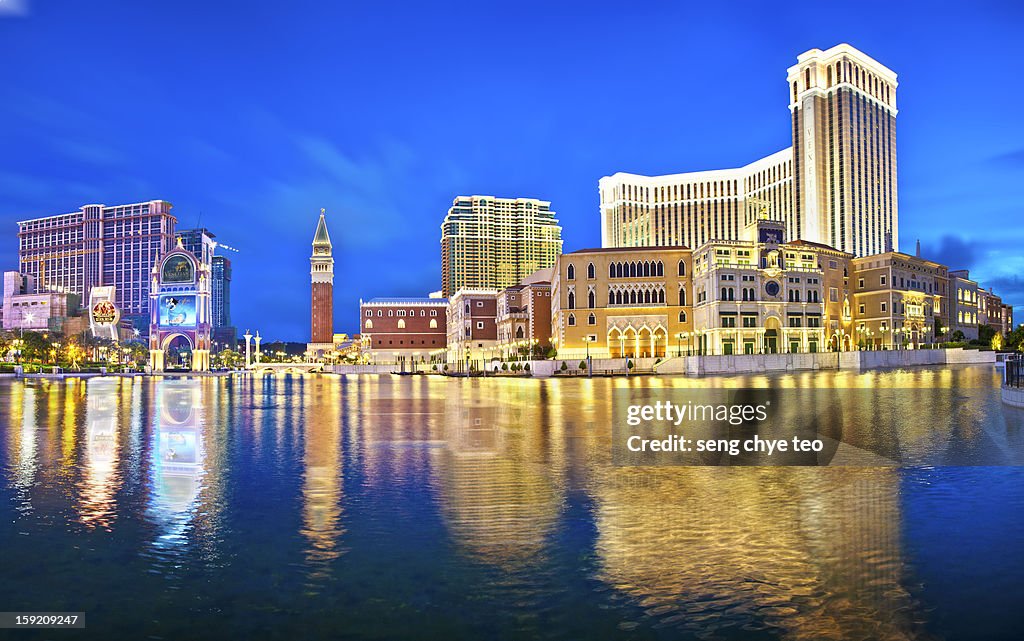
[309,208,334,352]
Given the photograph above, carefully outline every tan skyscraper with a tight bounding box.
[789,44,898,257]
[599,44,898,259]
[440,196,562,297]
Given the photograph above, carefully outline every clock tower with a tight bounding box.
[308,208,334,359]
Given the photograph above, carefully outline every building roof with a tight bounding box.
[786,239,848,254]
[363,297,448,305]
[566,245,690,255]
[312,210,332,246]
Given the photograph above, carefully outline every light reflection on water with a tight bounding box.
[0,365,1022,640]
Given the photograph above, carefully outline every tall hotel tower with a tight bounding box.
[789,45,898,257]
[441,196,563,297]
[308,209,334,356]
[17,200,177,329]
[600,44,898,257]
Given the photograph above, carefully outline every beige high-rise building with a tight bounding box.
[600,44,898,258]
[440,196,562,297]
[790,44,898,257]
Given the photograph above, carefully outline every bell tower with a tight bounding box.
[308,208,334,359]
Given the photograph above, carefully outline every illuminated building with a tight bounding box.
[947,269,980,341]
[440,196,562,297]
[359,297,448,367]
[176,228,217,267]
[600,44,898,258]
[308,209,335,358]
[17,200,177,331]
[691,217,853,355]
[2,271,79,332]
[148,240,213,372]
[495,268,553,360]
[850,251,947,349]
[446,289,499,368]
[979,288,1007,336]
[550,246,693,359]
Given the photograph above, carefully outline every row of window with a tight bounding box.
[364,319,440,329]
[365,309,440,317]
[566,260,688,281]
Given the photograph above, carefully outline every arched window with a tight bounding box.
[657,261,664,276]
[568,291,576,309]
[629,262,637,277]
[643,262,651,277]
[722,287,728,300]
[679,310,687,322]
[567,264,575,280]
[365,319,373,329]
[587,263,595,279]
[568,313,576,326]
[516,326,524,339]
[429,319,437,329]
[609,263,616,278]
[679,288,686,306]
[630,290,638,305]
[616,263,624,278]
[616,291,623,305]
[678,260,686,276]
[588,313,596,325]
[398,319,406,329]
[365,310,371,317]
[658,289,665,304]
[588,290,595,308]
[644,290,652,304]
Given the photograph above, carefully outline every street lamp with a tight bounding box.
[675,332,684,357]
[583,335,595,377]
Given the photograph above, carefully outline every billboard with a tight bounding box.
[159,295,197,327]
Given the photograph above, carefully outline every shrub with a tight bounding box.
[560,361,568,371]
[501,362,508,371]
[579,360,586,371]
[627,359,634,370]
[443,364,449,372]
[524,363,530,372]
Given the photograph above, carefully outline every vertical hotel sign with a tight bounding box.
[89,286,120,341]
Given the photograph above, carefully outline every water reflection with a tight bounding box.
[149,379,205,547]
[593,468,924,640]
[301,376,345,584]
[437,381,563,569]
[79,378,121,529]
[0,366,1020,640]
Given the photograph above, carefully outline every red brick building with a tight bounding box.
[360,297,448,368]
[496,280,552,359]
[446,289,499,370]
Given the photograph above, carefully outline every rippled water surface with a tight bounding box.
[1,365,1023,640]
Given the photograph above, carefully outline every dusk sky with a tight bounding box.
[1,1,1022,341]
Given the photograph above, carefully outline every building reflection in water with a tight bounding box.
[300,375,345,585]
[436,380,564,569]
[6,383,38,513]
[78,378,122,529]
[149,378,205,550]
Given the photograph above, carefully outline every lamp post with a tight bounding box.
[675,332,684,357]
[583,335,594,377]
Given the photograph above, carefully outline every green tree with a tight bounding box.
[560,361,568,372]
[21,331,49,362]
[951,330,965,343]
[978,324,996,346]
[579,360,587,372]
[1006,326,1024,352]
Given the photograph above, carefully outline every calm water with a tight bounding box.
[2,366,1023,640]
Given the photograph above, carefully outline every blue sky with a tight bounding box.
[1,1,1022,341]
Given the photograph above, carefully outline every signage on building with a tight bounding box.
[91,300,119,326]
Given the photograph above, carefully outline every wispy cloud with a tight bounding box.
[0,0,29,17]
